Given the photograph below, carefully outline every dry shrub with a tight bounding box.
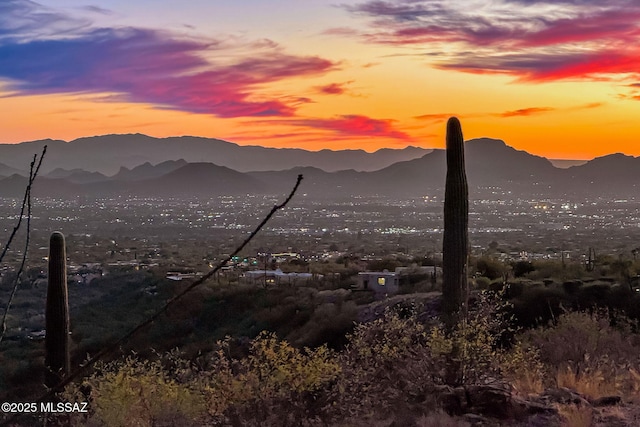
[499,339,545,395]
[629,367,640,402]
[64,334,339,427]
[523,310,638,369]
[415,411,471,427]
[523,310,640,400]
[556,364,622,400]
[334,417,394,427]
[429,289,529,384]
[328,308,437,421]
[336,411,471,427]
[326,290,539,421]
[557,403,593,427]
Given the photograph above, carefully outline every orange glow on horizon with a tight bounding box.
[2,0,640,161]
[2,83,640,161]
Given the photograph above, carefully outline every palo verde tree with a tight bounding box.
[45,231,70,389]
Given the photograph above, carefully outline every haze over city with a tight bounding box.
[1,0,640,161]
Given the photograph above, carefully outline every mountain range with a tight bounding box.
[0,135,638,199]
[0,134,430,175]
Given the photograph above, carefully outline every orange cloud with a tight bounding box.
[498,107,554,117]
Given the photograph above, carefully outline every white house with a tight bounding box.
[357,270,399,295]
[243,268,320,285]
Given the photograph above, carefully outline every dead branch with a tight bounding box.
[13,174,303,418]
[0,146,47,343]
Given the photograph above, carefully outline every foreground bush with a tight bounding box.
[523,309,640,401]
[202,332,340,426]
[65,355,205,426]
[57,292,640,426]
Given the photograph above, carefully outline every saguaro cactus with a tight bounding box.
[45,231,70,389]
[442,117,469,332]
[586,247,596,272]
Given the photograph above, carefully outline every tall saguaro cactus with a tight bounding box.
[45,231,70,389]
[442,117,469,332]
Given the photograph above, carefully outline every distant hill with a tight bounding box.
[0,134,431,175]
[250,138,639,198]
[132,162,266,196]
[0,174,80,198]
[45,168,109,184]
[1,137,639,199]
[548,159,588,169]
[563,153,640,194]
[464,138,561,184]
[0,162,26,177]
[111,159,189,181]
[308,138,562,197]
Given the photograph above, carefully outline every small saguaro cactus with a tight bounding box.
[45,231,70,389]
[586,247,596,272]
[442,116,469,332]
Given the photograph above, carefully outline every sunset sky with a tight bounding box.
[1,0,639,160]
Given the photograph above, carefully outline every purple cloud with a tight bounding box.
[344,0,640,82]
[80,5,114,15]
[0,0,90,41]
[314,81,354,95]
[0,1,336,118]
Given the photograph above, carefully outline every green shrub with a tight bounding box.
[202,332,340,426]
[512,260,535,278]
[65,356,205,427]
[325,290,538,421]
[284,301,358,348]
[473,256,507,280]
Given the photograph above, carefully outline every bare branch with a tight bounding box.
[0,146,47,344]
[0,146,47,264]
[25,174,304,407]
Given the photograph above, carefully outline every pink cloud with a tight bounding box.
[344,1,640,83]
[314,81,354,95]
[297,115,412,140]
[317,83,346,95]
[515,9,640,48]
